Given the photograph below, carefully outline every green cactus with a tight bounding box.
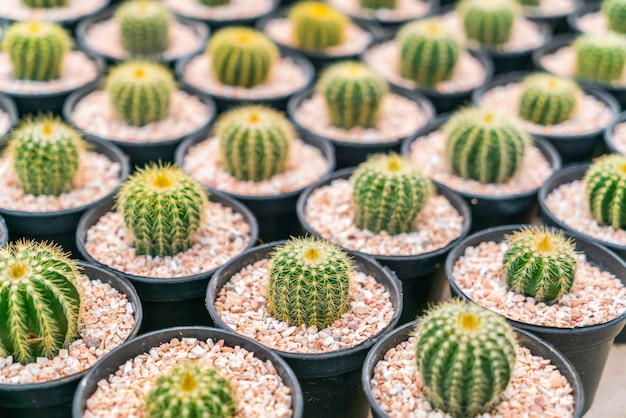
[518,73,581,126]
[396,18,462,88]
[457,0,518,47]
[316,61,389,130]
[444,107,528,184]
[289,2,349,50]
[115,1,171,56]
[517,0,539,6]
[414,299,517,418]
[200,0,230,6]
[215,106,293,182]
[585,154,626,229]
[1,21,71,82]
[603,0,626,34]
[145,361,237,418]
[573,33,626,85]
[0,240,81,365]
[503,226,578,303]
[360,0,397,9]
[21,0,68,8]
[267,237,353,329]
[207,27,279,88]
[105,61,175,127]
[351,153,432,234]
[115,162,208,257]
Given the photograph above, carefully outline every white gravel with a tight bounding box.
[327,0,430,22]
[541,46,626,87]
[521,0,577,17]
[575,11,607,34]
[163,0,274,20]
[0,0,107,21]
[0,110,11,138]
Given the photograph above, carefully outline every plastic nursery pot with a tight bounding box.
[0,92,18,141]
[175,128,336,244]
[63,84,216,170]
[206,241,403,418]
[334,0,439,30]
[169,0,280,30]
[521,0,583,35]
[361,320,586,418]
[287,85,436,169]
[444,225,626,414]
[75,190,258,334]
[471,71,620,164]
[604,110,626,155]
[0,214,7,248]
[0,261,142,418]
[72,326,304,418]
[0,0,110,32]
[296,167,471,325]
[566,0,600,34]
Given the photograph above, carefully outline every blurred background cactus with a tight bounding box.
[573,33,626,85]
[289,2,349,50]
[199,0,230,7]
[603,0,626,35]
[585,154,626,230]
[115,0,172,56]
[21,0,68,8]
[457,0,519,47]
[518,73,581,126]
[516,0,539,6]
[360,0,397,10]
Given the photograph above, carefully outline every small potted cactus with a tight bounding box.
[0,0,110,30]
[324,0,437,29]
[568,0,626,35]
[161,0,280,30]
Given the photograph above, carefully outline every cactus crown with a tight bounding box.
[145,361,237,418]
[573,33,626,84]
[457,0,519,47]
[21,0,69,8]
[518,73,582,126]
[585,154,626,230]
[351,153,433,234]
[0,240,82,364]
[289,2,349,50]
[603,0,626,34]
[360,0,397,10]
[503,226,578,303]
[200,0,230,6]
[115,162,208,257]
[267,236,353,329]
[413,299,517,418]
[517,0,540,5]
[115,0,172,56]
[316,61,389,130]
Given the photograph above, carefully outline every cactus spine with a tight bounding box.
[573,33,626,84]
[216,106,293,182]
[116,162,208,257]
[518,73,581,126]
[351,153,432,234]
[200,0,230,6]
[360,0,397,9]
[414,299,517,418]
[603,0,626,34]
[21,0,68,8]
[458,0,518,47]
[503,226,578,303]
[208,27,279,88]
[145,361,237,418]
[0,240,81,364]
[289,2,349,50]
[1,21,71,82]
[116,1,171,56]
[267,237,353,329]
[585,154,626,229]
[444,107,528,184]
[316,61,389,130]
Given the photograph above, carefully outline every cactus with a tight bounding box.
[457,0,518,47]
[396,18,462,88]
[105,61,175,127]
[145,361,237,418]
[444,107,528,184]
[585,154,626,229]
[1,21,71,82]
[573,33,626,84]
[360,0,397,9]
[0,240,81,365]
[21,0,68,8]
[289,2,349,50]
[503,226,578,303]
[414,299,517,418]
[518,73,581,126]
[316,61,389,130]
[267,237,353,329]
[200,0,230,6]
[207,27,279,88]
[603,0,626,34]
[115,162,208,257]
[115,1,171,56]
[215,106,293,182]
[351,153,432,234]
[8,115,82,197]
[517,0,539,6]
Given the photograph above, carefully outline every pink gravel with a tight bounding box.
[521,0,577,17]
[327,0,430,22]
[0,110,11,138]
[0,0,107,21]
[163,0,275,20]
[575,11,607,34]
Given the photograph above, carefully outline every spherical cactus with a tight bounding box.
[145,361,237,418]
[200,0,230,6]
[115,162,208,257]
[585,154,626,229]
[115,0,171,56]
[603,0,626,34]
[21,0,68,8]
[351,153,433,235]
[0,240,81,365]
[414,299,517,418]
[105,61,175,127]
[1,21,71,82]
[316,61,389,130]
[289,2,349,51]
[573,33,626,85]
[360,0,397,9]
[518,73,581,126]
[444,107,528,184]
[207,27,279,88]
[215,106,294,182]
[457,0,518,47]
[517,0,539,6]
[396,18,462,88]
[267,237,353,329]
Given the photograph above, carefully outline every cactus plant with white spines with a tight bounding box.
[457,0,519,47]
[585,154,626,230]
[115,0,172,56]
[518,73,581,126]
[289,2,349,51]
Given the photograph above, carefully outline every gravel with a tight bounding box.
[575,12,607,34]
[0,0,106,21]
[521,0,577,17]
[0,110,11,138]
[163,0,274,20]
[609,122,626,155]
[327,0,430,22]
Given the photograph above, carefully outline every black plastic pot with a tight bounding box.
[0,92,18,141]
[296,167,471,324]
[566,0,600,34]
[63,84,217,170]
[445,225,626,414]
[362,320,586,418]
[0,137,129,257]
[72,326,304,418]
[76,190,258,334]
[472,71,620,163]
[521,0,582,35]
[336,0,439,30]
[0,261,142,418]
[604,110,626,155]
[0,214,7,248]
[206,240,403,418]
[0,0,110,32]
[170,0,280,29]
[175,128,335,244]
